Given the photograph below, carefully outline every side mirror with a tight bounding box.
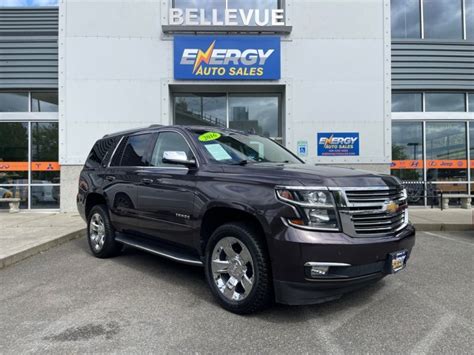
[162,151,196,167]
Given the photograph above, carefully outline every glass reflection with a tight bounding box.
[175,94,226,127]
[391,121,424,182]
[390,0,421,38]
[466,0,474,40]
[0,122,28,184]
[0,92,28,112]
[423,0,463,39]
[229,95,280,138]
[31,185,59,209]
[425,93,465,112]
[0,186,28,210]
[426,122,467,181]
[31,92,58,112]
[392,92,422,112]
[31,122,59,184]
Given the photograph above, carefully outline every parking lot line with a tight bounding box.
[423,232,473,247]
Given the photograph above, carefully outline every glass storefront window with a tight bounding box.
[423,0,463,39]
[31,122,60,184]
[0,122,28,184]
[0,122,59,210]
[0,185,28,210]
[31,92,58,112]
[391,121,424,181]
[425,93,465,112]
[470,123,474,189]
[390,0,421,38]
[174,93,283,142]
[392,92,422,112]
[175,94,226,127]
[466,0,474,40]
[0,92,29,112]
[469,93,473,112]
[31,185,59,209]
[426,122,467,181]
[229,95,280,139]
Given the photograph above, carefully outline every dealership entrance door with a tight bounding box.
[173,90,283,144]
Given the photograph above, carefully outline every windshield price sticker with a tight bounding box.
[204,143,232,161]
[199,132,221,142]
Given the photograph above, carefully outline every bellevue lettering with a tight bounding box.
[170,8,285,26]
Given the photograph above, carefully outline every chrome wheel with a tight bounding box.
[211,237,255,301]
[89,213,106,252]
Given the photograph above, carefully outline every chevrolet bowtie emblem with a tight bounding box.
[385,201,399,214]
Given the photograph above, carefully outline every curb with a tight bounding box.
[413,224,474,232]
[0,228,86,270]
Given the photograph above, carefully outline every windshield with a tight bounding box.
[189,129,303,165]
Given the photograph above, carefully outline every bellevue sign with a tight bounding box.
[169,8,285,27]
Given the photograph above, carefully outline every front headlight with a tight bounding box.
[276,188,340,231]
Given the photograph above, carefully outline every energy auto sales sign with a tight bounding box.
[174,35,281,80]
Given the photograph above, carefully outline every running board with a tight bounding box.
[115,233,203,266]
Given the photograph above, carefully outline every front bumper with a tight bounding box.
[269,223,416,305]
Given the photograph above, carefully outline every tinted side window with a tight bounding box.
[85,137,119,168]
[120,134,152,167]
[150,131,193,167]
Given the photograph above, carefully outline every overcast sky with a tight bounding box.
[0,0,58,6]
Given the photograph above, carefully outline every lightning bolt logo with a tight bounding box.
[324,135,334,147]
[192,41,216,73]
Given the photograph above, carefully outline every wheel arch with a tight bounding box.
[199,205,270,257]
[85,192,107,218]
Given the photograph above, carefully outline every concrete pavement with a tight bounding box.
[0,213,86,269]
[0,231,472,353]
[409,208,473,231]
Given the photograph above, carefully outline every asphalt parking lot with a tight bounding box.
[0,231,472,354]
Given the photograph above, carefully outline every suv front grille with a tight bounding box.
[339,187,408,237]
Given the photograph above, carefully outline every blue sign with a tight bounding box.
[297,140,308,157]
[317,132,360,156]
[174,35,280,80]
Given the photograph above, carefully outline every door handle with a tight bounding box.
[105,175,115,182]
[141,178,153,185]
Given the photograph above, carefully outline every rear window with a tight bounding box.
[85,137,120,168]
[116,133,153,167]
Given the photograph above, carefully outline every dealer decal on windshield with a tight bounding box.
[199,132,221,142]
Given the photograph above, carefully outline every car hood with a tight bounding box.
[220,163,400,188]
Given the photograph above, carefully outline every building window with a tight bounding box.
[391,0,421,38]
[426,122,467,181]
[0,121,59,210]
[175,94,226,127]
[469,92,473,112]
[392,121,424,178]
[0,92,29,112]
[392,92,423,112]
[174,93,283,142]
[229,95,281,139]
[425,92,465,112]
[31,92,58,112]
[466,0,474,40]
[423,0,463,39]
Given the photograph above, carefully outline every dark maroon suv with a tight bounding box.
[77,125,415,314]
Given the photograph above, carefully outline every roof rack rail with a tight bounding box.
[149,124,163,128]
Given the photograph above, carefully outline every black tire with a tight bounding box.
[205,222,273,314]
[87,204,122,258]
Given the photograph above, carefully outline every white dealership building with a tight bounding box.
[1,1,472,212]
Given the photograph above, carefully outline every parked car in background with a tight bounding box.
[77,125,415,314]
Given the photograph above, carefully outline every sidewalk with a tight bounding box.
[0,212,86,269]
[409,207,473,231]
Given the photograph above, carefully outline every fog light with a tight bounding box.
[310,265,329,277]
